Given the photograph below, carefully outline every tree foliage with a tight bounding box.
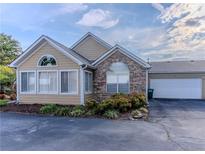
[0,33,21,65]
[0,65,16,93]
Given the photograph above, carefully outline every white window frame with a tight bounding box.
[20,70,36,94]
[84,70,93,94]
[37,70,58,95]
[59,69,78,95]
[106,73,130,93]
[37,54,58,67]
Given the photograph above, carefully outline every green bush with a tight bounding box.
[0,100,8,107]
[96,94,131,114]
[69,105,85,117]
[84,110,96,116]
[103,110,119,119]
[96,98,115,114]
[129,93,147,109]
[55,107,71,116]
[40,104,58,114]
[85,99,98,110]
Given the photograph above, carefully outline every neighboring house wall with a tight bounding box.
[17,42,81,105]
[73,36,108,61]
[149,73,205,99]
[94,50,146,101]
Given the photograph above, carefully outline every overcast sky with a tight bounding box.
[1,3,205,61]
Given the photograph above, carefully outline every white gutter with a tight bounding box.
[80,65,88,105]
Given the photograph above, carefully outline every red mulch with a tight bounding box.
[0,104,43,113]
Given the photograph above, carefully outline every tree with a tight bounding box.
[0,33,21,65]
[0,34,21,94]
[0,65,16,93]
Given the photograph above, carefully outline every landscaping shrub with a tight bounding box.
[0,100,8,107]
[96,94,131,114]
[55,107,71,116]
[69,105,85,117]
[129,93,147,109]
[40,104,58,114]
[84,110,96,117]
[103,110,119,119]
[96,98,115,114]
[85,99,98,110]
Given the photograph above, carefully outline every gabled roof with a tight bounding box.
[92,44,151,68]
[10,35,93,67]
[150,60,205,73]
[71,32,112,50]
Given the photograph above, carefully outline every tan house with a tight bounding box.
[10,32,205,105]
[10,32,150,105]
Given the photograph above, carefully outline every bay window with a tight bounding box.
[106,62,129,93]
[20,71,36,93]
[60,70,78,94]
[38,71,57,94]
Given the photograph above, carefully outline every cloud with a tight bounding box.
[151,3,165,13]
[76,9,119,29]
[56,3,88,14]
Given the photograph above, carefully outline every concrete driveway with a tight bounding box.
[0,99,205,151]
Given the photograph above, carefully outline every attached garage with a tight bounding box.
[149,60,205,99]
[150,79,202,99]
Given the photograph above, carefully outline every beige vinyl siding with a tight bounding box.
[149,73,205,99]
[18,42,81,105]
[73,36,108,61]
[19,42,79,69]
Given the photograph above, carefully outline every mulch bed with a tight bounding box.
[0,104,43,113]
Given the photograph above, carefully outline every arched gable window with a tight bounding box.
[106,62,129,93]
[38,55,56,66]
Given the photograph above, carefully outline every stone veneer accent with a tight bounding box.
[93,49,147,102]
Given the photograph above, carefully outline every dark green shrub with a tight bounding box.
[96,98,115,114]
[55,107,71,116]
[70,105,85,117]
[0,100,8,107]
[40,104,58,114]
[84,110,96,116]
[129,93,147,109]
[85,99,98,110]
[103,110,119,119]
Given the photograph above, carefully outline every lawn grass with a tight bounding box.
[0,100,8,107]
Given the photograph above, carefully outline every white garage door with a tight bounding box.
[150,79,202,99]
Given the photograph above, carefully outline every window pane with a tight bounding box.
[107,83,117,93]
[21,72,27,92]
[118,74,129,83]
[85,72,89,92]
[118,83,129,93]
[28,72,35,92]
[39,56,56,66]
[107,73,117,83]
[49,72,57,92]
[69,71,77,93]
[88,73,92,92]
[39,72,48,92]
[61,72,68,93]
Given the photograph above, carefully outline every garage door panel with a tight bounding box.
[150,79,202,99]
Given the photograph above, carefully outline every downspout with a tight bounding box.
[80,64,88,105]
[146,69,149,104]
[16,67,19,103]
